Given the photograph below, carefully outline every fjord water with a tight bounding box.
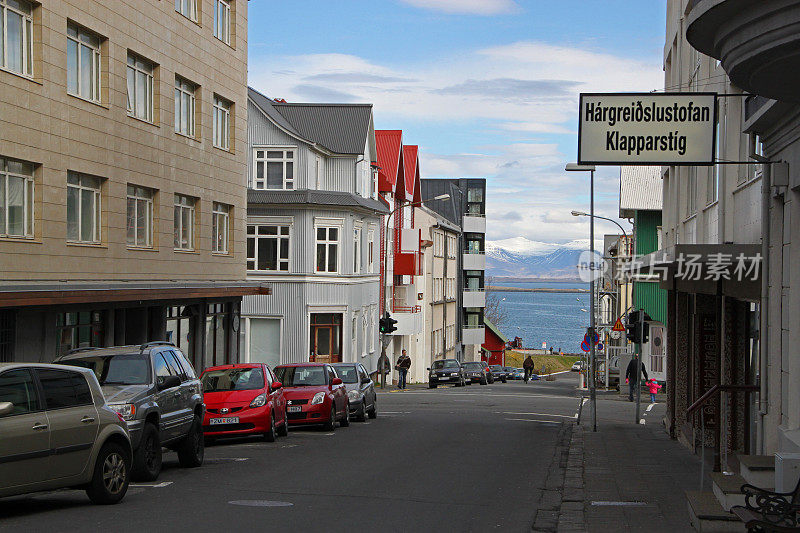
[491,281,590,353]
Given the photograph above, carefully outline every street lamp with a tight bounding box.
[566,162,598,432]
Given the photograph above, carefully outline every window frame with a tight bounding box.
[252,148,295,190]
[213,95,232,150]
[126,52,155,123]
[174,76,197,138]
[246,223,290,272]
[126,184,154,248]
[67,23,101,103]
[173,194,196,251]
[0,368,42,416]
[174,0,198,22]
[212,202,230,254]
[0,156,34,239]
[367,228,375,273]
[213,0,231,45]
[0,0,34,77]
[353,225,362,274]
[66,171,102,244]
[315,224,341,274]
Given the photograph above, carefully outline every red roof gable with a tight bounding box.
[376,130,402,193]
[402,145,421,202]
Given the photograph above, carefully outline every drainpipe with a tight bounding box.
[758,162,770,455]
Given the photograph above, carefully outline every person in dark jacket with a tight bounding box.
[377,352,391,389]
[625,357,649,402]
[523,355,535,383]
[395,350,411,390]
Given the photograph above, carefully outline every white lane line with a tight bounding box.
[497,412,577,418]
[205,457,250,463]
[505,418,561,425]
[130,481,173,488]
[394,391,583,400]
[582,398,589,405]
[646,403,654,412]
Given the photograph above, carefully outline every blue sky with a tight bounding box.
[248,0,667,244]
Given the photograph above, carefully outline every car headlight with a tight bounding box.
[347,390,361,401]
[109,403,136,421]
[311,392,326,405]
[451,372,459,376]
[249,393,266,408]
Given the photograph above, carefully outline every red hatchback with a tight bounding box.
[273,363,349,431]
[200,363,288,442]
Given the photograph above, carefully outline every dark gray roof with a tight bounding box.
[248,189,389,214]
[248,87,372,155]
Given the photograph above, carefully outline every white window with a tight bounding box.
[368,307,375,352]
[175,0,197,21]
[213,95,231,150]
[127,53,154,122]
[247,224,290,271]
[67,171,102,244]
[213,0,231,45]
[353,226,362,274]
[316,226,339,273]
[445,278,455,300]
[252,149,294,190]
[174,194,195,251]
[433,329,443,356]
[174,77,196,137]
[1,0,33,77]
[212,202,230,253]
[0,156,33,238]
[445,325,454,350]
[67,24,101,103]
[433,230,444,257]
[126,185,153,248]
[447,235,456,259]
[433,277,443,301]
[367,229,375,273]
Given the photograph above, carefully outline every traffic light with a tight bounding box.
[641,321,650,344]
[379,312,398,334]
[626,310,641,344]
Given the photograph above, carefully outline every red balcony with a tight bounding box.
[394,251,422,276]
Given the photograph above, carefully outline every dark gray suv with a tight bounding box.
[55,342,205,481]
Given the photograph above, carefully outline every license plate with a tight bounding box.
[210,417,238,425]
[439,376,449,380]
[287,406,302,413]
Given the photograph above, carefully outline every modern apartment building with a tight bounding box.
[243,88,385,371]
[0,0,259,369]
[421,178,487,362]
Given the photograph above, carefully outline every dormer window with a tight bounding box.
[253,149,294,190]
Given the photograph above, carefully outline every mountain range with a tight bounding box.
[485,237,591,280]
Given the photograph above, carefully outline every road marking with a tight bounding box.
[229,500,293,507]
[129,481,173,488]
[497,412,576,418]
[205,457,250,463]
[505,418,561,425]
[646,403,654,412]
[591,501,647,507]
[394,391,581,401]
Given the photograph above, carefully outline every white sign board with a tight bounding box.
[578,93,717,165]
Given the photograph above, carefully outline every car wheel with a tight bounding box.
[356,403,367,422]
[277,411,289,437]
[132,422,162,481]
[323,405,336,432]
[86,441,130,505]
[340,402,350,427]
[367,400,377,419]
[264,410,277,442]
[454,379,462,387]
[480,377,487,385]
[177,415,204,468]
[502,377,507,383]
[429,383,437,389]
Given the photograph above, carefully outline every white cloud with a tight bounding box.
[398,0,520,15]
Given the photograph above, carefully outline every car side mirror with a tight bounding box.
[361,377,371,385]
[158,375,181,391]
[426,367,430,371]
[271,381,282,390]
[0,401,13,417]
[332,377,343,386]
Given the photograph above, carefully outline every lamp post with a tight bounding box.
[566,163,597,432]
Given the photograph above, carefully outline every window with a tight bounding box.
[353,226,361,274]
[206,303,230,367]
[213,95,231,150]
[212,202,230,253]
[247,317,281,368]
[174,194,196,251]
[67,24,101,103]
[174,76,196,137]
[446,235,456,258]
[1,0,33,76]
[708,118,721,204]
[153,353,172,386]
[368,307,375,352]
[445,325,455,350]
[316,226,339,273]
[127,53,154,122]
[57,311,104,355]
[175,0,197,21]
[464,307,483,328]
[0,156,33,238]
[126,185,153,248]
[0,369,40,415]
[464,233,484,254]
[38,369,93,409]
[465,270,483,291]
[445,278,456,299]
[466,186,484,215]
[67,171,101,243]
[213,0,231,44]
[433,230,444,257]
[252,149,294,190]
[687,167,697,216]
[433,277,443,301]
[247,224,289,271]
[433,329,443,356]
[367,229,375,273]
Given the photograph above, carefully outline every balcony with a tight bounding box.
[462,252,486,271]
[394,252,422,276]
[462,214,486,234]
[462,326,485,345]
[686,0,800,102]
[389,285,423,335]
[462,289,486,308]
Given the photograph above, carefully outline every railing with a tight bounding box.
[464,288,485,292]
[463,324,484,329]
[463,250,485,255]
[391,300,421,313]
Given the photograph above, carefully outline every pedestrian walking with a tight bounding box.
[377,351,391,389]
[523,355,534,383]
[647,379,662,403]
[395,349,411,390]
[625,357,649,402]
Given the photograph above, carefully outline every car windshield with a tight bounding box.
[462,362,482,370]
[489,365,502,370]
[275,366,326,386]
[63,354,151,385]
[432,360,459,369]
[333,365,358,384]
[202,368,264,392]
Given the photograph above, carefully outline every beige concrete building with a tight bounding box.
[0,0,261,369]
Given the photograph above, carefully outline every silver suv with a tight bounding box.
[0,363,132,504]
[55,342,205,481]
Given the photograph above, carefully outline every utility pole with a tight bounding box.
[635,309,643,424]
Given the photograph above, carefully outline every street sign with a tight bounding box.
[581,340,591,352]
[578,92,717,166]
[612,317,625,332]
[584,331,600,345]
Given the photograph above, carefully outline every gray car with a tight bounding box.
[0,363,132,504]
[55,342,204,481]
[332,363,377,421]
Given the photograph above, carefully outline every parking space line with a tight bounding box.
[497,412,576,418]
[129,481,173,488]
[505,418,561,425]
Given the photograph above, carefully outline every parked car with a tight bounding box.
[200,363,288,442]
[55,342,205,481]
[462,362,488,384]
[332,363,377,421]
[510,368,525,380]
[488,365,508,383]
[478,360,495,383]
[273,363,349,431]
[504,366,517,379]
[428,359,466,388]
[0,363,132,504]
[571,361,584,372]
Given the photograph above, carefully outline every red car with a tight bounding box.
[273,363,349,431]
[200,363,288,442]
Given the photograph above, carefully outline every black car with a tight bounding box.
[428,359,465,388]
[462,362,488,385]
[488,365,508,383]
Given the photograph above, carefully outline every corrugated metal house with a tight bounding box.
[242,88,387,371]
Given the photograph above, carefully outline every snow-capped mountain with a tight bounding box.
[485,237,593,280]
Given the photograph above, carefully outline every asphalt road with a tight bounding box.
[0,373,584,533]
